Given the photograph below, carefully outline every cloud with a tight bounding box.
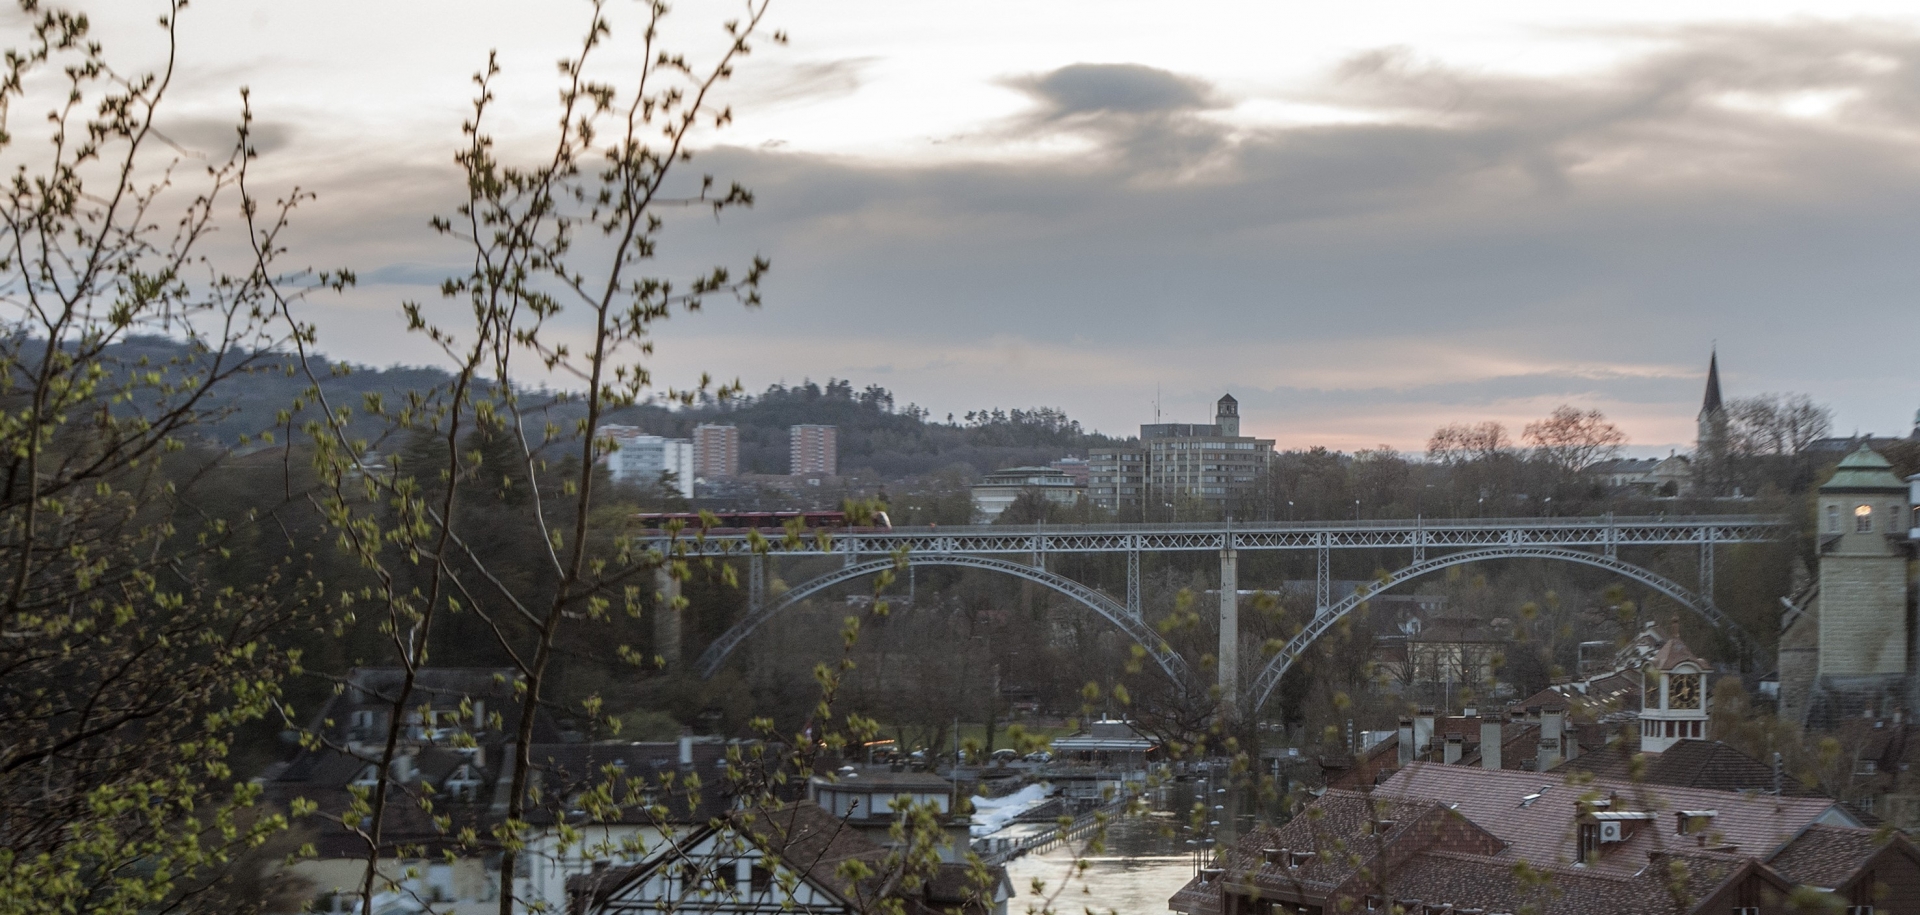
[154,115,298,157]
[731,57,876,107]
[269,21,1920,449]
[1014,63,1220,118]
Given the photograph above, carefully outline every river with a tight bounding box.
[1002,779,1270,915]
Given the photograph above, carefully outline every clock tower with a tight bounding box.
[1639,621,1711,754]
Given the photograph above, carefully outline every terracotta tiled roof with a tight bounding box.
[1374,762,1852,876]
[1381,850,1678,915]
[1651,631,1706,672]
[1554,740,1827,797]
[1764,823,1900,889]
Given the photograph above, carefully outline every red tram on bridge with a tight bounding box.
[634,510,892,533]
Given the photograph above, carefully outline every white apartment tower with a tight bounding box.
[789,424,837,477]
[599,425,693,498]
[692,424,739,480]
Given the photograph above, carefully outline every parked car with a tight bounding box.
[990,748,1019,764]
[1023,750,1053,763]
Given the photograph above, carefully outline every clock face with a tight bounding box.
[1669,673,1701,709]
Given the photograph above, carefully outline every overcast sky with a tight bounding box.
[56,1,1920,452]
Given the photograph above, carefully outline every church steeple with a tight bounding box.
[1694,349,1730,495]
[1700,349,1723,419]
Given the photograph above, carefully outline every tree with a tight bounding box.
[1426,421,1511,464]
[1522,405,1626,473]
[1727,393,1833,456]
[0,4,324,911]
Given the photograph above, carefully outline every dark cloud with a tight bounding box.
[1014,63,1219,118]
[155,115,297,157]
[1001,63,1229,171]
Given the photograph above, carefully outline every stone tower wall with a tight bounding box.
[1817,556,1910,676]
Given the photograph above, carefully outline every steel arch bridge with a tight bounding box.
[651,514,1788,717]
[694,554,1191,686]
[1243,545,1740,716]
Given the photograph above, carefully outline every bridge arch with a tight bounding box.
[1244,546,1746,716]
[696,555,1192,686]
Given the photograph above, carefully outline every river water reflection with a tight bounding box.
[1002,778,1278,914]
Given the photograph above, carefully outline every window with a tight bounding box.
[1828,505,1840,532]
[1856,504,1874,533]
[1577,822,1601,864]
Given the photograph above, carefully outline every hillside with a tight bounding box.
[99,337,1116,479]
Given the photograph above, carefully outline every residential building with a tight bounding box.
[692,423,739,479]
[601,425,694,498]
[789,424,837,477]
[263,668,561,915]
[566,801,1011,915]
[1587,453,1692,495]
[1088,394,1275,518]
[1170,762,1888,915]
[969,465,1085,522]
[517,735,739,913]
[808,769,969,860]
[1329,624,1767,791]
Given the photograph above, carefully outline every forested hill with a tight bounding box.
[103,338,1118,480]
[605,381,1123,478]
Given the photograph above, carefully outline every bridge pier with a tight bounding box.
[654,565,682,667]
[1220,544,1239,722]
[748,552,766,615]
[1126,547,1140,618]
[1315,536,1331,616]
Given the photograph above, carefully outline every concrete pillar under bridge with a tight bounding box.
[654,565,682,668]
[1219,544,1238,723]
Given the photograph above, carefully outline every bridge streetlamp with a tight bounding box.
[1354,499,1361,521]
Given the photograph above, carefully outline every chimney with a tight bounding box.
[1564,724,1580,762]
[1542,709,1565,747]
[679,728,695,767]
[1397,718,1415,767]
[472,699,486,731]
[1537,737,1561,773]
[1444,734,1464,765]
[1481,720,1503,769]
[1414,708,1436,755]
[391,751,417,785]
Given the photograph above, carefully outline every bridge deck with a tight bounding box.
[644,514,1787,556]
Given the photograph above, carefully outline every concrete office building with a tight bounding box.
[970,466,1085,522]
[601,425,693,498]
[1089,394,1275,518]
[789,424,837,477]
[692,423,739,480]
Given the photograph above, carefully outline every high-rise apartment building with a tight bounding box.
[1088,394,1273,519]
[692,424,739,480]
[599,425,694,498]
[789,424,838,477]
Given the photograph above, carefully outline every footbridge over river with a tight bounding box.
[646,515,1789,718]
